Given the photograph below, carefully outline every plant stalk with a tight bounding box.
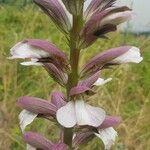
[64,13,83,149]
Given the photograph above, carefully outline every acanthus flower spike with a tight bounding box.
[56,99,106,128]
[33,0,72,33]
[81,46,143,77]
[9,0,142,149]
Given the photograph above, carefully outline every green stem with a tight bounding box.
[64,14,83,149]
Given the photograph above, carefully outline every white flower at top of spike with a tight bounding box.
[95,127,118,150]
[56,99,106,128]
[93,78,112,86]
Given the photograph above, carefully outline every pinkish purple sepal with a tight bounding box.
[24,132,53,150]
[18,96,57,116]
[24,132,68,150]
[100,115,121,129]
[69,85,94,97]
[51,91,67,109]
[79,71,100,87]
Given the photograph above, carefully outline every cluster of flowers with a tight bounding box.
[10,0,143,149]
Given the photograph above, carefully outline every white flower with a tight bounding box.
[111,47,143,64]
[27,144,36,150]
[56,99,106,128]
[19,110,38,132]
[95,127,118,150]
[9,42,49,66]
[93,78,112,86]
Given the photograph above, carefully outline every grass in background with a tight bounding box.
[0,5,150,150]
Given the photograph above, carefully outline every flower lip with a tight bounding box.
[56,100,106,128]
[95,127,118,149]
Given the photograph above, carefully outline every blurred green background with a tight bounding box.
[0,2,150,150]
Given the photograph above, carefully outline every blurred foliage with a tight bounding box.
[0,0,32,6]
[0,5,150,150]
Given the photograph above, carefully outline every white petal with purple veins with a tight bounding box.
[19,110,38,132]
[75,100,106,127]
[95,127,117,150]
[112,47,143,63]
[56,101,76,128]
[93,78,112,86]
